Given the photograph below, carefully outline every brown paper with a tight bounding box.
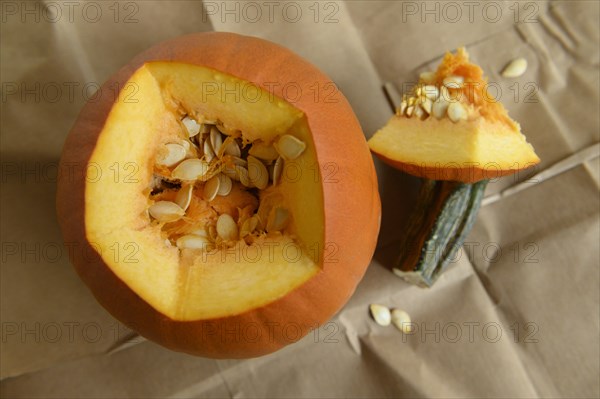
[1,1,598,397]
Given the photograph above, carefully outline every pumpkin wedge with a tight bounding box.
[369,48,540,287]
[368,48,540,183]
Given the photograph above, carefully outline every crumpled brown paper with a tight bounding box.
[1,1,598,397]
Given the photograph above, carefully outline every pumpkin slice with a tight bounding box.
[370,48,540,287]
[368,48,540,183]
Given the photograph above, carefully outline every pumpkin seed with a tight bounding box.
[222,165,239,180]
[369,304,391,326]
[266,206,289,232]
[414,104,426,120]
[216,214,238,241]
[222,138,241,158]
[274,135,306,160]
[439,86,451,102]
[391,309,412,333]
[421,98,433,114]
[501,57,527,78]
[156,143,186,167]
[432,97,449,119]
[398,100,407,115]
[447,102,468,122]
[256,200,271,231]
[176,234,210,250]
[210,127,223,155]
[148,201,184,223]
[207,224,218,241]
[443,75,464,89]
[422,85,439,101]
[174,184,193,211]
[247,155,269,190]
[190,226,208,237]
[182,116,201,137]
[200,123,211,136]
[272,156,283,186]
[231,156,248,167]
[235,165,251,187]
[249,141,279,161]
[171,159,210,181]
[240,215,259,237]
[217,174,232,196]
[203,139,215,162]
[215,124,230,136]
[203,175,220,201]
[419,71,436,83]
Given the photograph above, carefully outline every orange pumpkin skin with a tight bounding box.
[56,32,381,358]
[373,152,533,183]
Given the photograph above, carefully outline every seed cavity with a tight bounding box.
[151,115,306,252]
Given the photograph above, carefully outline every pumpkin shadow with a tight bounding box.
[1,152,62,239]
[372,157,421,270]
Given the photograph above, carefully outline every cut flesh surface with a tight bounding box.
[85,63,324,320]
[369,116,540,174]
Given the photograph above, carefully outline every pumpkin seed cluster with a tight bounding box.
[148,114,306,251]
[398,73,478,123]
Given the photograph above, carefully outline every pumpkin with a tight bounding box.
[56,32,380,357]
